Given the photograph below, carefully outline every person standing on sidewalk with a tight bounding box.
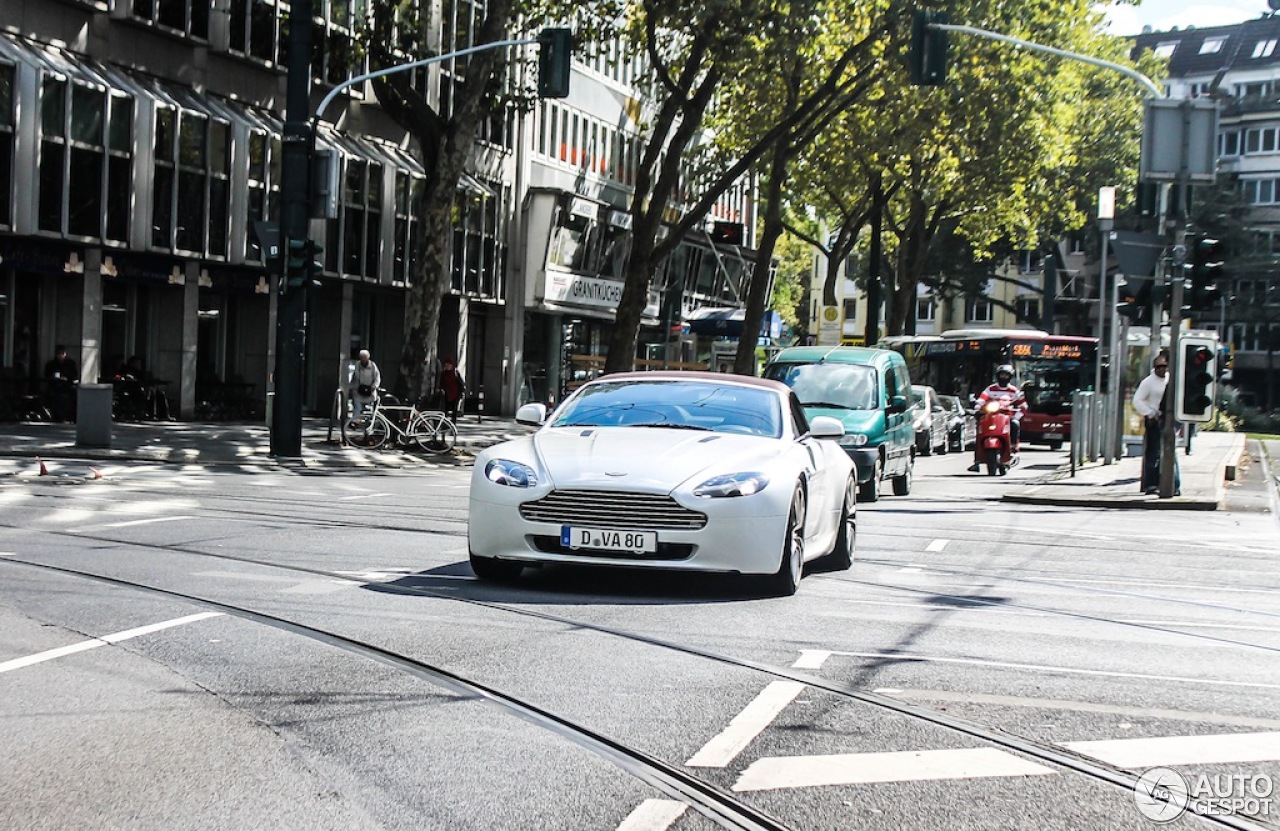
[1133,352,1179,495]
[347,350,381,424]
[438,357,466,424]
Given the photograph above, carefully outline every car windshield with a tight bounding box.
[764,363,878,410]
[550,379,783,437]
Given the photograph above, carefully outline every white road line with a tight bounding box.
[732,747,1055,792]
[926,539,949,552]
[0,552,15,557]
[0,612,223,674]
[873,689,1280,731]
[101,515,195,528]
[615,800,688,831]
[827,650,1280,690]
[338,493,392,501]
[1062,731,1280,769]
[686,681,806,767]
[794,649,832,670]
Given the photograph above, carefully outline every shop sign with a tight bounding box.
[544,271,623,309]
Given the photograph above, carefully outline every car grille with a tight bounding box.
[519,489,708,530]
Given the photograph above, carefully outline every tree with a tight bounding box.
[601,0,894,374]
[356,0,601,398]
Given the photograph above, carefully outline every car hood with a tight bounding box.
[531,427,778,490]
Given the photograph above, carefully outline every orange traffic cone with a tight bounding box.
[88,467,103,480]
[37,458,48,476]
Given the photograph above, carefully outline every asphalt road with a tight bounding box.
[1,445,1277,831]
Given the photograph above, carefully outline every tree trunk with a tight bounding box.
[735,139,792,374]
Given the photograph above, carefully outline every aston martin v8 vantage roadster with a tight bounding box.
[467,371,857,596]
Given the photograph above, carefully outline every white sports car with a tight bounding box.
[468,371,858,596]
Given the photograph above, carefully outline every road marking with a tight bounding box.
[1062,731,1280,768]
[101,515,195,528]
[616,800,688,831]
[822,650,1280,690]
[0,552,15,557]
[686,681,806,767]
[926,539,949,552]
[338,493,392,501]
[873,688,1280,731]
[732,747,1054,792]
[0,612,223,674]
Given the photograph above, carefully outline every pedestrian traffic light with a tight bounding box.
[1186,233,1225,311]
[909,11,949,86]
[537,27,573,99]
[1175,334,1217,423]
[283,237,323,292]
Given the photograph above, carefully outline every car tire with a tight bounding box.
[1048,441,1063,451]
[469,552,524,581]
[892,458,913,496]
[937,435,948,455]
[918,434,932,457]
[858,458,881,503]
[825,477,856,571]
[765,486,806,597]
[948,434,961,453]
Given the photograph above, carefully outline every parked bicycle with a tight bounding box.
[340,391,458,454]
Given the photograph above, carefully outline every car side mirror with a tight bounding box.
[515,402,547,426]
[887,395,908,414]
[808,415,845,440]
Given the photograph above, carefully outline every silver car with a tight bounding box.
[938,394,977,453]
[911,385,948,456]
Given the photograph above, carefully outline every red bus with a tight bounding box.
[879,329,1099,449]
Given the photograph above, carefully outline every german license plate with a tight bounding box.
[1043,432,1063,440]
[561,526,657,553]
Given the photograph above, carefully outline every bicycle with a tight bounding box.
[340,393,458,454]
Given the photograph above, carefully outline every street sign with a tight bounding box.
[1140,99,1219,184]
[1109,230,1165,277]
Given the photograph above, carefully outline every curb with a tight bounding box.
[1000,493,1219,510]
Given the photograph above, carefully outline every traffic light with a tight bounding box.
[909,11,949,86]
[283,237,323,292]
[1175,334,1217,423]
[537,27,573,98]
[710,221,745,246]
[1186,233,1225,311]
[1116,277,1152,324]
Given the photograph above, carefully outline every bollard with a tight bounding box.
[76,383,113,448]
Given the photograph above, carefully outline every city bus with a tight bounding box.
[879,329,1099,449]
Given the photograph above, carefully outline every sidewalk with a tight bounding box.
[1001,431,1246,510]
[0,414,538,472]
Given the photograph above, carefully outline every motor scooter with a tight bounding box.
[976,399,1018,476]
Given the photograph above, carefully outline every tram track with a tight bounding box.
[0,536,1269,830]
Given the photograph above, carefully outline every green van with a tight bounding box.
[762,346,915,502]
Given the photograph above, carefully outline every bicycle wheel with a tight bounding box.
[413,414,457,454]
[345,414,390,448]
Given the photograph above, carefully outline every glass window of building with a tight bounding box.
[38,76,132,241]
[229,0,281,63]
[131,0,210,40]
[0,62,13,228]
[393,170,422,284]
[245,129,281,262]
[967,298,993,323]
[341,157,382,278]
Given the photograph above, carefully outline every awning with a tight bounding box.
[687,307,782,339]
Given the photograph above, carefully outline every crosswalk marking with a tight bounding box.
[733,747,1055,792]
[1061,731,1280,769]
[926,538,949,552]
[616,800,688,831]
[686,681,805,767]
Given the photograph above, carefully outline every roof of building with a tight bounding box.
[1130,14,1280,77]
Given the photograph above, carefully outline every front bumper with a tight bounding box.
[468,487,792,575]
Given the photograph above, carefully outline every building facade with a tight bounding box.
[1133,14,1280,406]
[0,0,758,423]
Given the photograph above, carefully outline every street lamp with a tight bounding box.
[1097,186,1115,464]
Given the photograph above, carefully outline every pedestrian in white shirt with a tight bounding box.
[347,350,381,423]
[1132,353,1178,494]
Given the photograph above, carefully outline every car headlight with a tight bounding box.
[484,458,539,488]
[839,434,868,447]
[693,472,769,498]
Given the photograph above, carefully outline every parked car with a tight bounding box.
[763,346,915,503]
[938,394,976,453]
[911,384,949,456]
[468,371,858,596]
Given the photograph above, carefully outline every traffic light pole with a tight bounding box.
[270,0,315,458]
[1160,239,1185,499]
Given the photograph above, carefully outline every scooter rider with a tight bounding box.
[967,364,1027,472]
